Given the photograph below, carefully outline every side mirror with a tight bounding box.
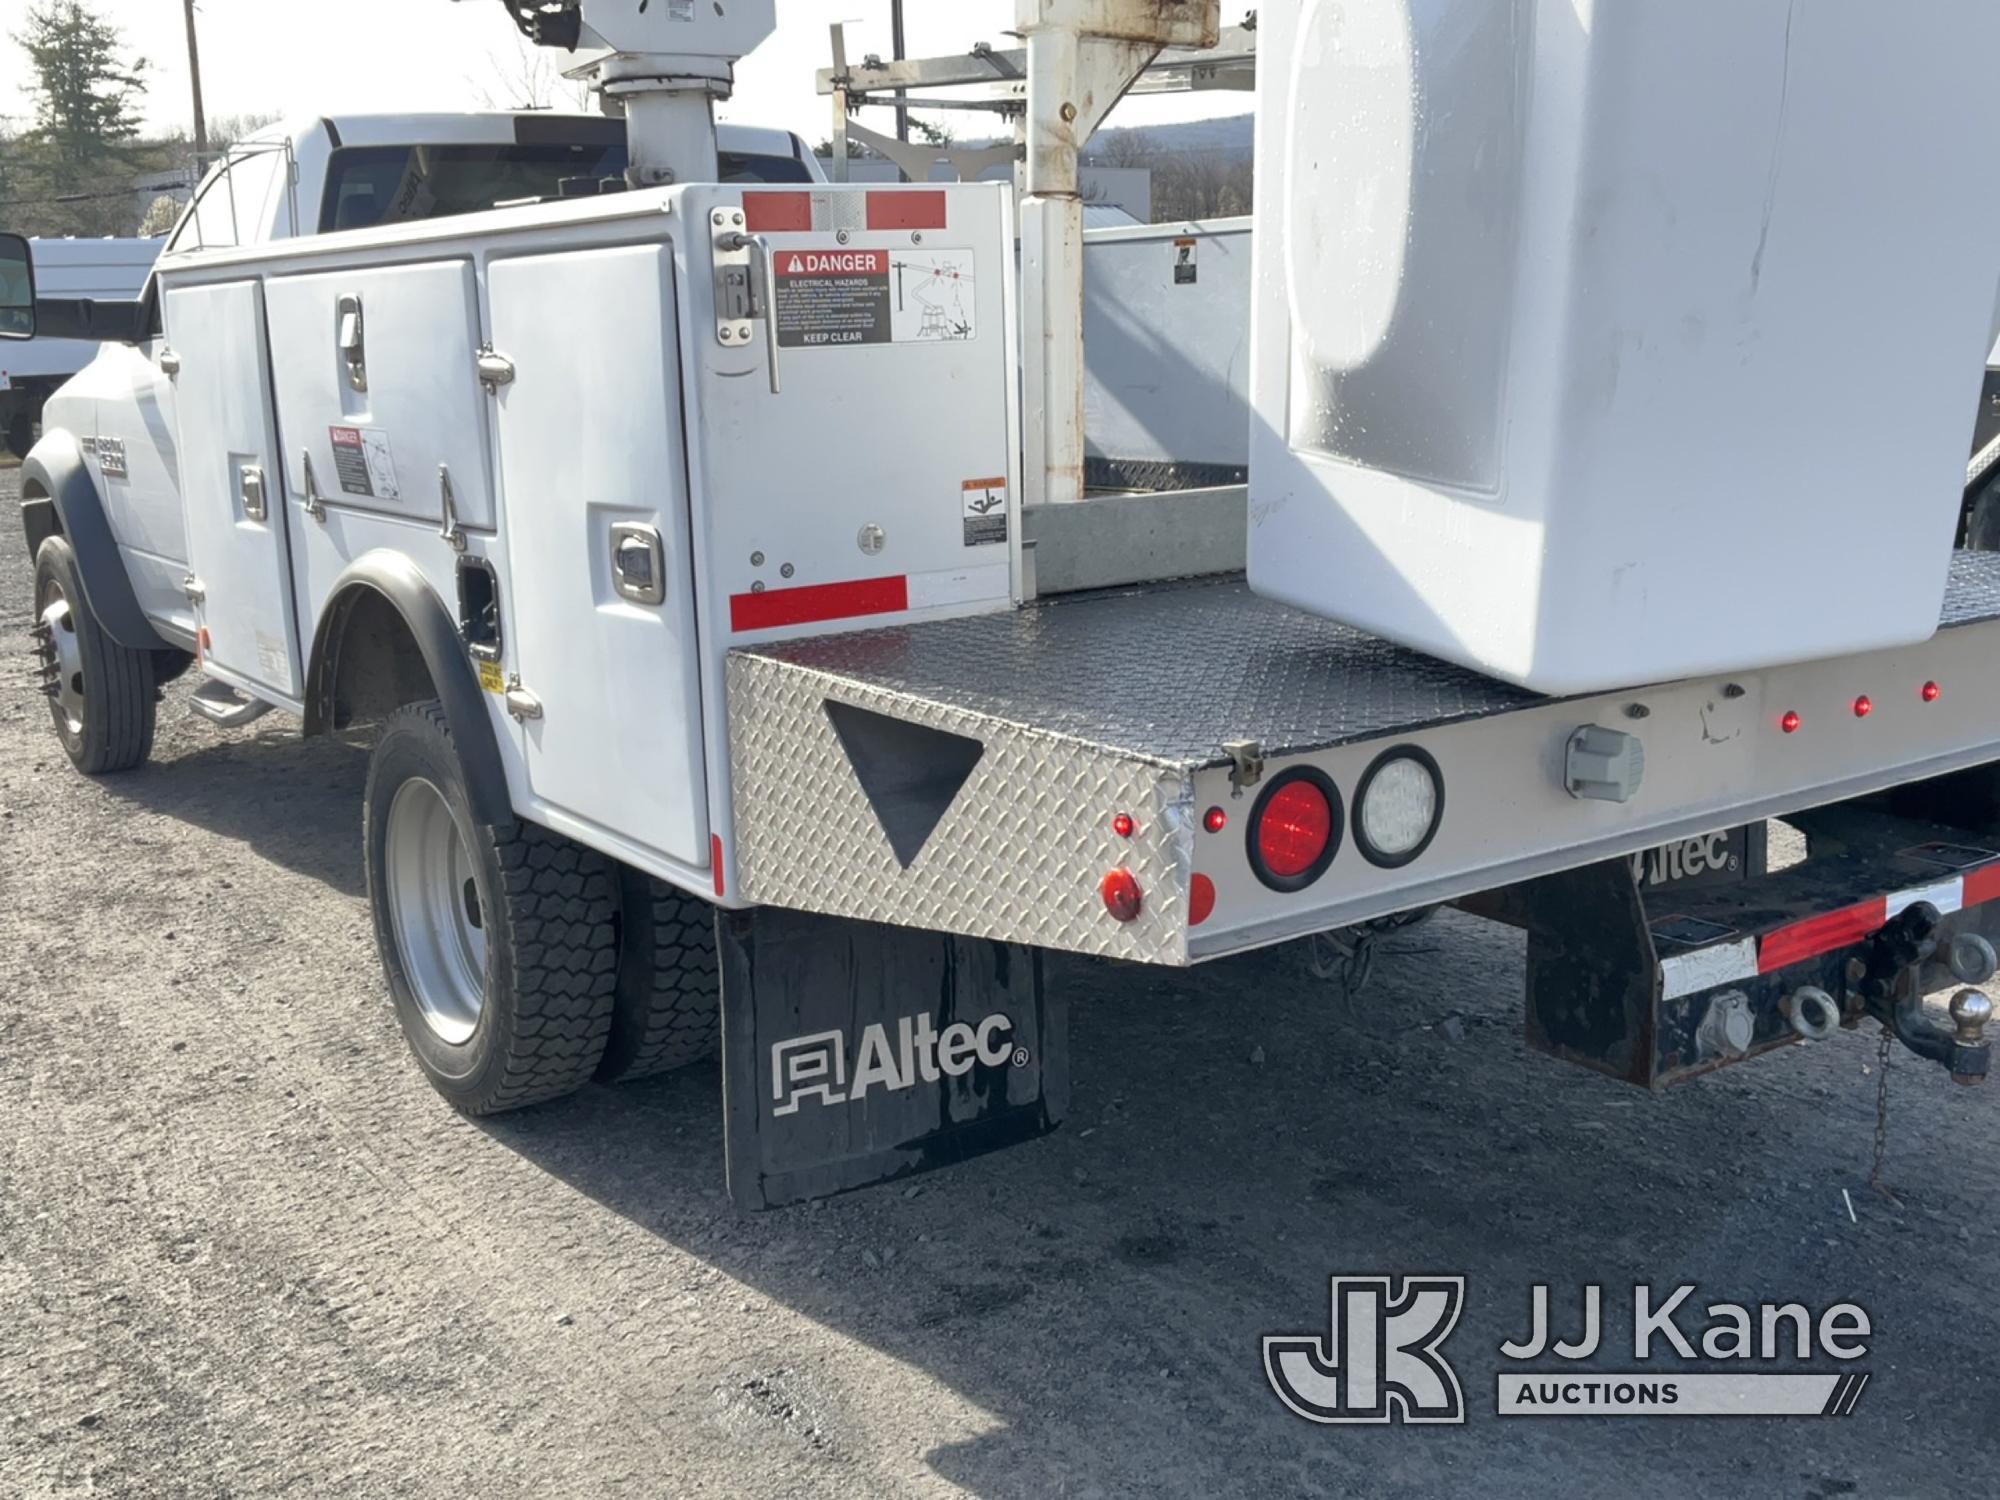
[0,233,34,340]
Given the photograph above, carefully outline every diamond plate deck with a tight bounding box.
[728,552,2000,965]
[743,552,2000,772]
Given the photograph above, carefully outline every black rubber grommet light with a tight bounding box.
[1245,766,1344,893]
[1352,745,1445,869]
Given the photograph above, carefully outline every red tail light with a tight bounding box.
[1247,769,1343,892]
[1101,868,1143,922]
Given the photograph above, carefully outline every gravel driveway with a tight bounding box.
[2,462,1995,1498]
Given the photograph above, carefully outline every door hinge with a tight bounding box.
[438,465,467,553]
[476,345,515,393]
[504,676,544,723]
[158,348,181,377]
[182,573,206,605]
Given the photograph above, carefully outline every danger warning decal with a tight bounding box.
[328,425,401,500]
[773,247,976,349]
[961,477,1008,547]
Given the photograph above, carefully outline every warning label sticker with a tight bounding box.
[329,426,401,501]
[961,476,1008,548]
[774,247,976,348]
[1174,237,1198,285]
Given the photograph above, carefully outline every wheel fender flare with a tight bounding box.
[20,430,173,653]
[305,550,515,830]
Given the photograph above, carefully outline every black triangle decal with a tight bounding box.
[824,700,985,870]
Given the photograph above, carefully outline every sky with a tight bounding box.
[0,1,1252,147]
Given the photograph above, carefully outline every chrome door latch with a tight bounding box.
[239,463,268,522]
[610,523,667,606]
[337,293,367,392]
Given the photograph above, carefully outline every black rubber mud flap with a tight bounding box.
[719,907,1066,1211]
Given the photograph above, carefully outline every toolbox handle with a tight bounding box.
[751,234,781,396]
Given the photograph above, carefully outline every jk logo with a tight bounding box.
[1265,1276,1466,1425]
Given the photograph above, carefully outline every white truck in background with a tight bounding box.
[6,0,2000,1213]
[1,238,161,458]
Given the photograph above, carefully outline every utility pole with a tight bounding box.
[183,0,208,159]
[891,0,909,151]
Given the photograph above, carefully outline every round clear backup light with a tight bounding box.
[1354,746,1444,868]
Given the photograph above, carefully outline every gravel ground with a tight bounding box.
[2,461,1996,1499]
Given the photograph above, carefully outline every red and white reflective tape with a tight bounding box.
[1659,861,2000,1000]
[743,190,949,236]
[729,563,1008,635]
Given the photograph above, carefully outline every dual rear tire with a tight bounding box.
[363,702,719,1115]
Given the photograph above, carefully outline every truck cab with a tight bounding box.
[35,112,824,654]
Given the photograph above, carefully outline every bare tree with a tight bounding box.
[469,34,589,112]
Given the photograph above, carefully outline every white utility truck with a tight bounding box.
[0,237,161,459]
[8,0,2000,1210]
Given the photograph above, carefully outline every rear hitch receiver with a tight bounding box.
[1858,902,1994,1086]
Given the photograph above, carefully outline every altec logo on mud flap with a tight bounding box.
[770,1013,1026,1116]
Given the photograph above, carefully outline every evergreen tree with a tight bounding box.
[15,0,149,174]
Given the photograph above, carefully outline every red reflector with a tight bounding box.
[1101,868,1143,923]
[1853,695,1873,718]
[711,834,725,899]
[1965,862,2000,909]
[867,190,948,231]
[1780,711,1801,734]
[1203,806,1228,834]
[1758,898,1888,974]
[742,192,813,232]
[1257,780,1334,879]
[730,575,908,632]
[1112,813,1135,838]
[1189,874,1216,927]
[1923,680,1942,703]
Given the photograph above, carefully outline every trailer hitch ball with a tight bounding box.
[1948,989,1994,1088]
[1781,985,1841,1042]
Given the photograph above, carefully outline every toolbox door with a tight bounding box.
[162,278,299,699]
[487,244,709,867]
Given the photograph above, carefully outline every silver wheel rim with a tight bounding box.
[39,584,85,738]
[384,777,487,1045]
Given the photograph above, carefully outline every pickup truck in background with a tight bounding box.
[1,237,161,458]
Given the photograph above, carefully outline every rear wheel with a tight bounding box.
[32,534,156,774]
[366,701,618,1114]
[5,408,33,460]
[598,869,721,1083]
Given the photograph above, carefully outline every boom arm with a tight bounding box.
[475,0,778,184]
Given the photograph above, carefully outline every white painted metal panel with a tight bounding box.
[1249,1,2000,693]
[1083,217,1251,479]
[682,183,1020,649]
[162,278,298,697]
[88,341,186,562]
[488,243,710,867]
[264,260,494,530]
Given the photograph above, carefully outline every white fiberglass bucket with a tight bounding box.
[1248,0,2000,693]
